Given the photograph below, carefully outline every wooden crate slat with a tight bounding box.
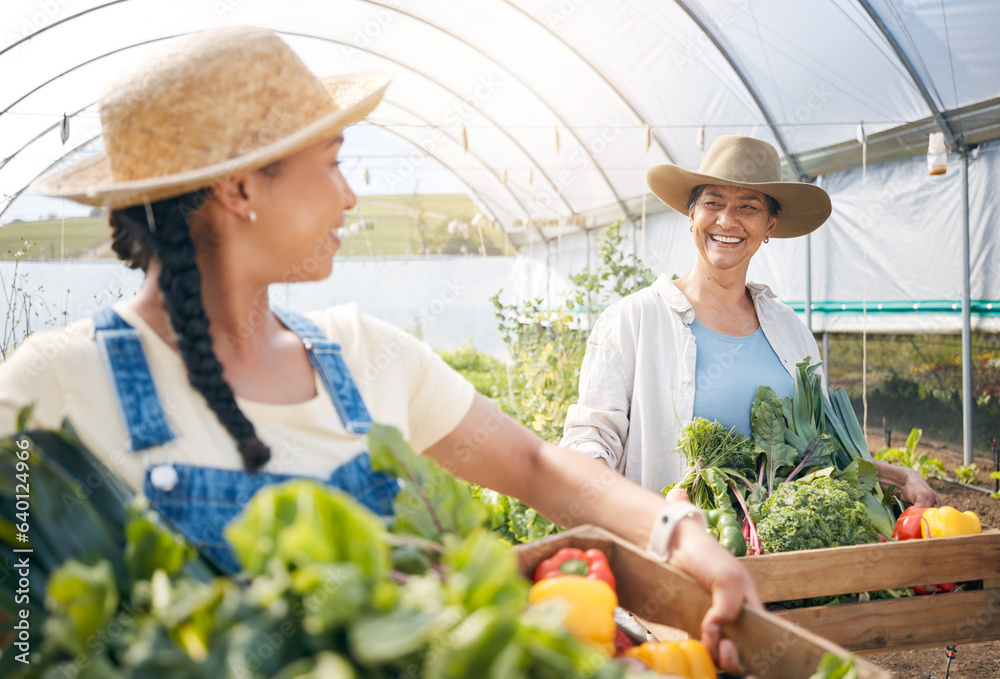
[741,530,1000,602]
[516,526,889,679]
[774,588,1000,654]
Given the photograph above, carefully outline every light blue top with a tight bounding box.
[691,318,794,437]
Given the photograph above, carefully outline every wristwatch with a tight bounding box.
[646,501,706,562]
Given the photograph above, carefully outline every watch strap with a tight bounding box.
[646,501,707,562]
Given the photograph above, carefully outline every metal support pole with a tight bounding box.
[805,175,819,336]
[822,331,830,392]
[585,227,593,332]
[805,233,812,334]
[545,239,552,314]
[632,218,637,261]
[961,149,974,466]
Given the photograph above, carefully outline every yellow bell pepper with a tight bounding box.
[921,506,982,538]
[624,639,716,679]
[528,574,617,655]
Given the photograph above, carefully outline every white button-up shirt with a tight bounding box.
[560,275,822,492]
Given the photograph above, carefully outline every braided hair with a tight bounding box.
[109,191,271,471]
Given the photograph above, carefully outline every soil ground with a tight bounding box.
[853,429,1000,678]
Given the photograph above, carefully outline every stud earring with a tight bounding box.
[248,210,257,223]
[763,237,770,244]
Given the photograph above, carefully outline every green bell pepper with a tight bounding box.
[699,468,748,557]
[706,509,748,557]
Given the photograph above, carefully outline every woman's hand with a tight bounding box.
[894,466,942,507]
[873,460,942,507]
[667,518,762,674]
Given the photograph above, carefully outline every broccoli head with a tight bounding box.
[758,476,880,553]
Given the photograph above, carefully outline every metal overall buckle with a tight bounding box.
[144,445,179,492]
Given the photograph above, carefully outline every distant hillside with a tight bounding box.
[0,194,511,260]
[342,193,510,257]
[0,217,112,260]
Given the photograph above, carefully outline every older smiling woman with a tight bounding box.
[562,135,940,508]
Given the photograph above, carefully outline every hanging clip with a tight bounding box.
[60,114,70,145]
[697,123,706,152]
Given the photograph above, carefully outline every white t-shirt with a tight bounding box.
[0,302,476,492]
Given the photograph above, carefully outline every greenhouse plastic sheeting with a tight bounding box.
[3,0,1000,226]
[2,0,999,335]
[512,139,1000,334]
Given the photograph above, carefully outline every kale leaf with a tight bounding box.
[757,476,880,554]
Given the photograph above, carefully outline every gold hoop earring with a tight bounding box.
[248,210,257,224]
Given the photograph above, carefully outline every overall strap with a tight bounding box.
[92,307,176,452]
[271,307,373,435]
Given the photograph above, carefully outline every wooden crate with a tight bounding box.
[739,528,1000,654]
[515,526,889,679]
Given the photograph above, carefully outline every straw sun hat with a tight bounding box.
[646,135,831,238]
[33,26,390,209]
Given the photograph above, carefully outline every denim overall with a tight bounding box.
[93,306,399,574]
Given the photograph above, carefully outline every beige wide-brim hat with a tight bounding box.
[33,27,391,209]
[646,135,831,238]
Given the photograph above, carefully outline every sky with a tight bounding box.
[3,124,468,223]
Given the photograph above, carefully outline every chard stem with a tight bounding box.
[386,535,446,554]
[729,478,763,556]
[784,438,822,484]
[387,570,411,584]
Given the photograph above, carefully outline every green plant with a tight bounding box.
[954,463,980,485]
[990,471,1000,499]
[1,421,625,678]
[491,222,654,442]
[1,240,44,359]
[874,428,947,480]
[438,343,508,398]
[471,485,560,544]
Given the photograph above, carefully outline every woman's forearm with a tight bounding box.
[524,440,666,547]
[873,459,906,491]
[424,393,665,547]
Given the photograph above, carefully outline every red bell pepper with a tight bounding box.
[913,582,958,596]
[533,547,616,592]
[892,506,960,594]
[613,628,636,656]
[892,505,929,541]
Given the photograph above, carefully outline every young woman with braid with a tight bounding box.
[0,28,758,672]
